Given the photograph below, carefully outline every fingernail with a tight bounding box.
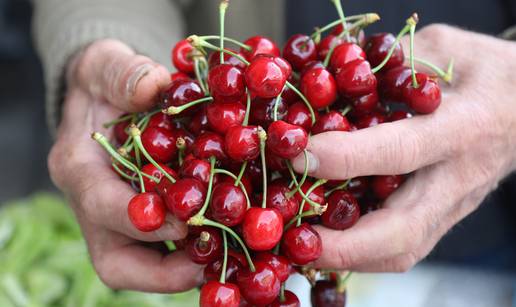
[126,63,154,96]
[292,150,319,174]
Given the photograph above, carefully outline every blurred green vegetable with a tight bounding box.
[0,193,199,307]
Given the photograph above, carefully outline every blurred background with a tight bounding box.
[0,0,515,306]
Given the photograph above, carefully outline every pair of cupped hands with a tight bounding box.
[48,24,516,292]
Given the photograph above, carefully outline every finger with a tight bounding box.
[76,39,170,112]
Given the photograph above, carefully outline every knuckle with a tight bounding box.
[419,23,452,39]
[392,252,419,273]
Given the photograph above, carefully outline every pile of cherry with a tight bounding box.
[93,1,452,306]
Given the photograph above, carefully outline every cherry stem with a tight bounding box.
[102,113,132,128]
[258,128,268,208]
[195,156,217,217]
[409,21,418,88]
[284,208,318,231]
[129,125,177,183]
[286,150,309,198]
[413,57,454,83]
[280,283,286,303]
[133,138,142,169]
[92,132,145,192]
[285,81,316,125]
[272,87,285,122]
[341,105,352,116]
[163,96,213,115]
[165,240,177,252]
[111,162,138,182]
[189,216,256,272]
[176,137,186,166]
[330,0,351,42]
[194,58,208,94]
[310,13,375,39]
[296,178,327,227]
[219,230,228,284]
[286,161,326,209]
[199,35,252,51]
[336,271,353,293]
[218,1,228,64]
[214,169,251,209]
[371,14,418,74]
[243,90,251,126]
[324,178,351,197]
[189,36,251,65]
[234,161,247,187]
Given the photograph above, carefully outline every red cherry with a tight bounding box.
[254,252,291,282]
[354,111,386,129]
[379,66,412,102]
[161,79,204,115]
[294,180,326,212]
[236,261,281,305]
[141,163,177,191]
[141,127,177,163]
[200,281,240,307]
[329,43,366,72]
[210,183,247,227]
[170,71,190,82]
[349,91,379,117]
[204,256,242,284]
[389,110,413,121]
[250,97,287,128]
[311,111,351,135]
[171,39,195,74]
[322,190,360,230]
[347,176,369,199]
[160,178,206,221]
[245,159,264,189]
[281,223,322,265]
[266,121,308,159]
[208,64,246,100]
[266,182,300,222]
[331,23,366,45]
[283,34,317,71]
[186,228,223,264]
[241,36,280,60]
[206,101,246,134]
[192,132,227,160]
[147,112,174,131]
[300,66,337,109]
[311,280,346,307]
[286,101,317,131]
[372,175,403,200]
[114,115,130,145]
[365,33,404,70]
[317,34,344,60]
[170,127,195,151]
[402,73,441,114]
[189,107,210,135]
[225,126,260,162]
[180,158,211,186]
[270,290,300,307]
[335,59,377,97]
[245,55,291,98]
[127,192,166,232]
[208,48,246,70]
[242,207,283,251]
[281,79,299,104]
[217,173,254,196]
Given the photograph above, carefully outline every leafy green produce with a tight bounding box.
[0,193,199,307]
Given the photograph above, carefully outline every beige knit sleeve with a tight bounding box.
[32,0,186,134]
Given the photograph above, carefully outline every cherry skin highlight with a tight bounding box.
[127,192,166,232]
[322,190,360,230]
[160,178,207,221]
[282,223,322,265]
[210,182,247,227]
[236,260,281,305]
[283,34,318,71]
[224,125,260,162]
[242,207,283,251]
[266,120,308,159]
[200,281,241,307]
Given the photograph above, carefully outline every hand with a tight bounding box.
[292,24,516,272]
[48,39,204,292]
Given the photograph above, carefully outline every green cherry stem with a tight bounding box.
[234,161,248,187]
[194,156,217,218]
[413,58,454,83]
[309,13,376,39]
[214,169,251,209]
[102,113,133,128]
[409,16,418,88]
[286,161,325,209]
[189,36,251,65]
[336,271,353,293]
[284,209,319,231]
[258,128,268,209]
[286,150,309,198]
[219,230,228,284]
[273,87,285,122]
[243,90,252,126]
[163,96,213,115]
[324,178,352,197]
[176,137,186,166]
[330,0,351,42]
[165,240,177,252]
[129,125,176,183]
[285,81,316,125]
[199,35,252,51]
[341,105,352,116]
[296,179,327,227]
[133,138,142,169]
[280,283,286,303]
[194,57,209,94]
[111,162,137,182]
[218,1,229,64]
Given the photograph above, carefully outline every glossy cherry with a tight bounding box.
[265,148,288,171]
[365,32,404,70]
[207,64,246,100]
[349,91,379,116]
[250,97,288,128]
[172,39,195,74]
[192,132,227,160]
[270,290,300,307]
[379,66,412,102]
[347,176,369,199]
[141,163,177,191]
[140,126,177,163]
[170,71,190,82]
[210,183,247,227]
[217,173,253,197]
[300,66,337,109]
[186,228,223,264]
[266,120,308,159]
[236,260,281,305]
[402,73,442,114]
[354,111,386,129]
[208,48,246,70]
[127,192,166,232]
[335,59,377,98]
[322,190,360,230]
[389,110,413,122]
[311,111,351,135]
[204,256,242,284]
[371,175,403,200]
[311,280,346,307]
[242,207,283,251]
[170,127,195,151]
[224,125,260,162]
[286,101,317,131]
[241,36,280,60]
[254,252,291,282]
[189,107,210,135]
[317,34,343,60]
[266,182,300,222]
[245,55,291,98]
[294,180,326,212]
[147,112,175,131]
[281,223,322,265]
[180,158,211,186]
[160,79,204,114]
[206,101,246,134]
[200,281,240,307]
[283,34,317,71]
[329,42,366,72]
[114,116,130,145]
[160,178,206,221]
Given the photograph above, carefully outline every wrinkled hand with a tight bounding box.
[48,39,203,292]
[292,25,516,272]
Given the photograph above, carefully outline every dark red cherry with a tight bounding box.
[210,183,247,227]
[147,112,174,131]
[311,280,346,307]
[114,115,130,145]
[331,23,366,45]
[208,48,246,70]
[245,55,291,98]
[204,256,242,284]
[236,261,281,305]
[242,207,283,251]
[300,66,337,109]
[402,73,441,114]
[379,66,412,102]
[250,97,288,128]
[389,110,413,121]
[347,176,369,199]
[349,91,379,116]
[170,71,190,82]
[294,180,326,212]
[322,190,360,230]
[208,64,246,99]
[372,175,403,200]
[281,79,299,104]
[317,34,344,60]
[266,182,300,222]
[141,126,177,163]
[365,32,404,70]
[241,36,280,60]
[254,252,291,283]
[266,121,308,159]
[200,281,240,307]
[286,102,317,131]
[218,173,254,196]
[127,192,166,232]
[160,178,206,221]
[245,159,263,190]
[329,42,366,72]
[283,34,318,71]
[225,125,260,162]
[281,223,322,265]
[141,163,177,191]
[270,290,300,307]
[180,158,211,186]
[354,111,386,129]
[311,111,351,135]
[170,127,195,151]
[171,39,195,74]
[186,228,222,264]
[335,59,377,97]
[265,148,288,172]
[161,79,204,115]
[192,132,227,160]
[206,101,246,134]
[189,107,210,135]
